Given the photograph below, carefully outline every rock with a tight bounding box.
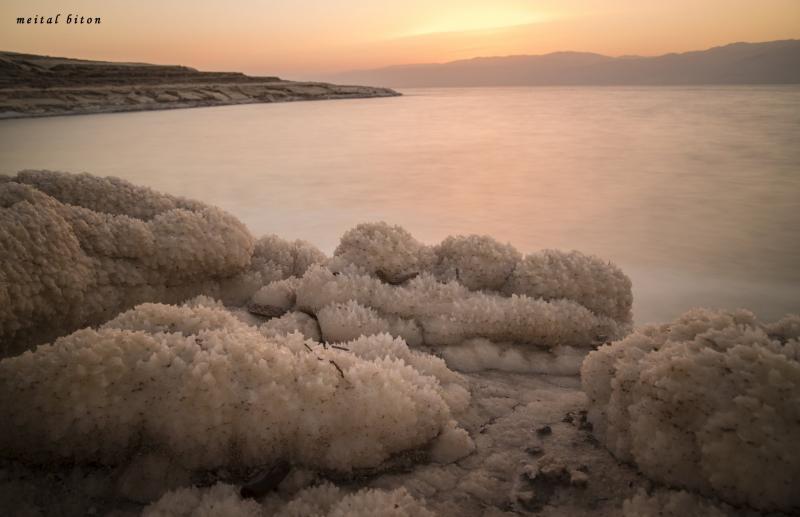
[239,461,291,499]
[525,445,544,457]
[569,469,589,487]
[516,456,590,510]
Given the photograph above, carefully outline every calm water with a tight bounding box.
[1,86,799,324]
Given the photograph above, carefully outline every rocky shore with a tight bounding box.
[2,172,796,516]
[0,51,399,118]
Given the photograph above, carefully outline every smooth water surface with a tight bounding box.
[2,86,799,324]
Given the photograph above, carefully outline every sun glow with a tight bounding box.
[400,8,554,37]
[1,0,799,75]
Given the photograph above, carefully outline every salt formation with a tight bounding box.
[0,298,472,472]
[142,483,262,517]
[0,170,326,355]
[144,482,435,517]
[316,301,424,347]
[331,223,632,317]
[581,309,800,511]
[246,235,327,287]
[253,223,633,374]
[340,333,469,414]
[251,262,629,374]
[250,277,301,317]
[260,311,322,341]
[432,234,521,291]
[332,222,432,283]
[503,250,632,322]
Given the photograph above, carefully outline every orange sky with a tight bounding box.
[2,0,799,79]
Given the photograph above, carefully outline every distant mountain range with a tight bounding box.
[329,40,800,88]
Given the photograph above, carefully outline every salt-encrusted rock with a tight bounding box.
[581,308,800,511]
[428,423,476,464]
[224,236,325,308]
[249,235,326,282]
[332,222,430,283]
[317,301,393,343]
[329,224,633,329]
[276,222,634,373]
[504,250,633,323]
[0,301,471,473]
[5,169,210,220]
[250,277,300,317]
[432,234,521,292]
[0,170,254,354]
[342,333,470,414]
[142,483,262,517]
[316,301,423,347]
[0,171,331,355]
[291,266,625,351]
[145,482,436,517]
[269,483,437,517]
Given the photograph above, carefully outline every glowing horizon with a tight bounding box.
[2,0,799,79]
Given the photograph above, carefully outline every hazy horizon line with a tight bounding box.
[3,37,799,80]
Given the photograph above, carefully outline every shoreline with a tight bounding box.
[0,51,400,119]
[1,171,797,516]
[0,82,400,119]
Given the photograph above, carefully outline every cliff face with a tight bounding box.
[0,52,399,118]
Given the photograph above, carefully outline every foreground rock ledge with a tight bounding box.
[0,51,400,118]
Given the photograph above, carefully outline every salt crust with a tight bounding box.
[0,298,473,472]
[252,222,632,375]
[264,265,628,352]
[144,482,436,517]
[260,311,322,342]
[582,309,800,511]
[0,171,325,355]
[331,222,632,323]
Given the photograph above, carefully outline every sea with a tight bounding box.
[1,86,798,324]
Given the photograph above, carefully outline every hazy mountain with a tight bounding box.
[329,40,800,88]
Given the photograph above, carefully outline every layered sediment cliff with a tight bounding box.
[0,51,399,118]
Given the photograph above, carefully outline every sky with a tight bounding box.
[2,0,799,79]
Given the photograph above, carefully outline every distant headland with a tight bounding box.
[0,51,400,119]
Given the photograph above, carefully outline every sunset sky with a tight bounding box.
[3,0,799,78]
